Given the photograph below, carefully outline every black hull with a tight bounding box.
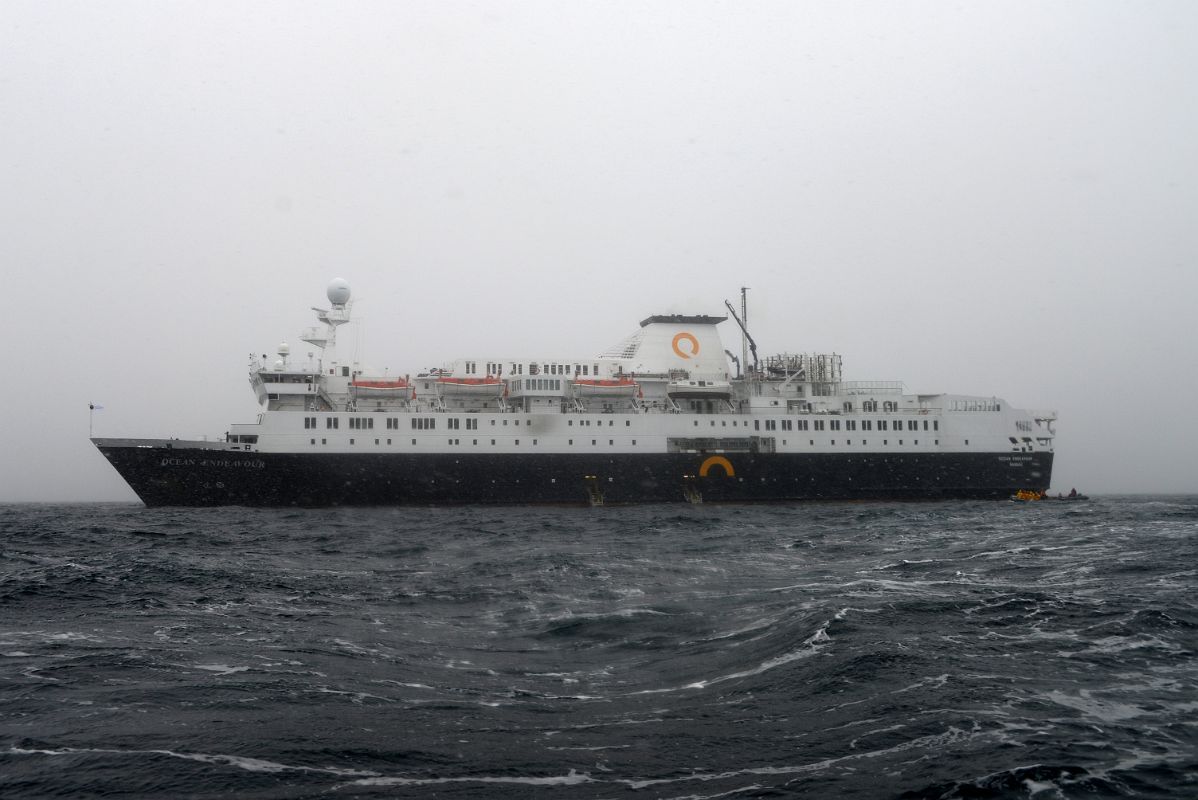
[95,443,1054,507]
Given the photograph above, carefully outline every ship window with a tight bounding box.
[388,439,392,445]
[583,365,589,376]
[814,421,824,431]
[965,439,970,445]
[592,439,596,445]
[934,421,939,431]
[569,439,573,445]
[412,438,416,444]
[625,420,630,426]
[342,367,350,377]
[609,439,613,445]
[310,438,315,445]
[923,420,929,430]
[491,439,495,445]
[878,420,887,431]
[632,439,637,445]
[515,440,519,445]
[322,438,326,444]
[350,438,355,445]
[472,439,477,445]
[374,439,379,445]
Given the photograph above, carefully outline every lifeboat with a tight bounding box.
[571,377,639,398]
[436,376,505,396]
[667,378,733,399]
[350,378,411,398]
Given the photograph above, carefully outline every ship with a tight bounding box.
[93,279,1056,506]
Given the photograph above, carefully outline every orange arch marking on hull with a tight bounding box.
[699,455,734,478]
[672,332,700,359]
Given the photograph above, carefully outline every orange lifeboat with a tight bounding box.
[571,376,639,398]
[350,377,411,398]
[436,376,505,396]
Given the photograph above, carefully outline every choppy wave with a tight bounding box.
[1,496,1196,798]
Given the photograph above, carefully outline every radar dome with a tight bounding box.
[327,278,351,306]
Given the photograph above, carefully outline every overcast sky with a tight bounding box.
[2,0,1195,501]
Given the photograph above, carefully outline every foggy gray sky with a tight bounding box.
[3,1,1196,501]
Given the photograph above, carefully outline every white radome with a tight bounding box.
[327,278,351,306]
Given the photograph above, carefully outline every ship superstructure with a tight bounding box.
[94,280,1056,506]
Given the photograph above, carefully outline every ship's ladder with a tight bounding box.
[584,475,605,507]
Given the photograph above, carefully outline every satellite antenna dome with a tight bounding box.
[327,278,351,306]
[278,342,290,357]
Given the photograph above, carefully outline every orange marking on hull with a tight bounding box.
[699,455,734,478]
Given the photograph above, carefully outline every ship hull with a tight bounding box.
[94,439,1053,507]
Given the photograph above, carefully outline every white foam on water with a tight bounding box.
[640,614,837,694]
[348,768,594,788]
[191,663,250,675]
[1043,689,1148,722]
[7,746,379,777]
[619,724,979,789]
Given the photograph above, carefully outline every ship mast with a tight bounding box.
[740,286,749,377]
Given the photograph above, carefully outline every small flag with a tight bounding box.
[90,403,104,411]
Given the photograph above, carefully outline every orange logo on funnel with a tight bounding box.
[672,332,699,359]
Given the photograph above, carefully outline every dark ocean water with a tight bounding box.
[1,498,1195,799]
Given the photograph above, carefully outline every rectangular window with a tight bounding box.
[814,420,825,431]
